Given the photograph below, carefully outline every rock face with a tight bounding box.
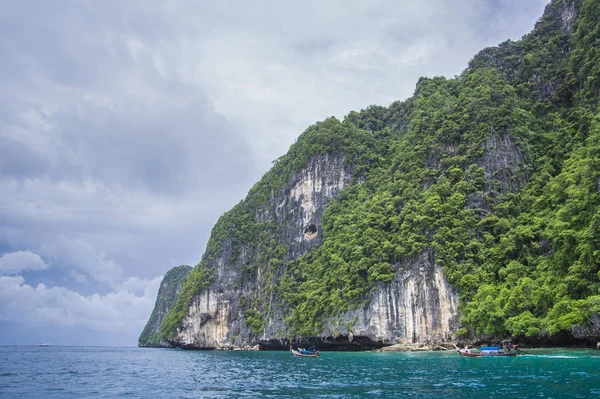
[170,154,460,350]
[572,313,600,342]
[138,265,192,347]
[269,154,354,258]
[469,0,576,100]
[174,154,356,349]
[477,134,526,194]
[321,251,459,346]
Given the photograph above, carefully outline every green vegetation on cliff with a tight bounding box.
[138,265,192,346]
[160,0,600,342]
[160,263,214,340]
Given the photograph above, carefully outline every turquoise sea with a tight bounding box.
[1,346,599,398]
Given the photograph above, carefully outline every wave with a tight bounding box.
[524,354,579,359]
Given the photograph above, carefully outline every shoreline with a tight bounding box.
[376,342,600,353]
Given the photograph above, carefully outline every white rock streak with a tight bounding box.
[288,154,348,232]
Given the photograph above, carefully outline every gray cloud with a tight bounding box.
[0,2,256,193]
[0,135,51,179]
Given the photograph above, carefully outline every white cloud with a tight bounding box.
[69,269,87,283]
[0,274,162,333]
[0,250,48,274]
[41,235,124,285]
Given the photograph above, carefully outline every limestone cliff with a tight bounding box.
[168,149,465,350]
[138,265,192,347]
[313,251,459,349]
[174,153,360,349]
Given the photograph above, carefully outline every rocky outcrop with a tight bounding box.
[334,252,459,345]
[557,0,577,33]
[469,0,577,100]
[173,154,355,350]
[477,133,526,194]
[466,133,527,212]
[169,154,461,350]
[572,313,600,342]
[270,154,354,258]
[259,252,459,351]
[138,265,192,347]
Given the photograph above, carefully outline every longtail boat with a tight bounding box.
[290,345,319,358]
[455,340,521,357]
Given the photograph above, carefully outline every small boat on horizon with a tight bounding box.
[38,343,51,347]
[290,345,319,358]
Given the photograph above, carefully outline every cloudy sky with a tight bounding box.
[0,0,548,346]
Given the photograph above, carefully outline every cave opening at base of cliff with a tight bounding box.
[304,224,317,240]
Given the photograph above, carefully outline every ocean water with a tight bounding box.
[1,346,599,398]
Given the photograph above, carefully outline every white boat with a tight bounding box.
[38,343,51,347]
